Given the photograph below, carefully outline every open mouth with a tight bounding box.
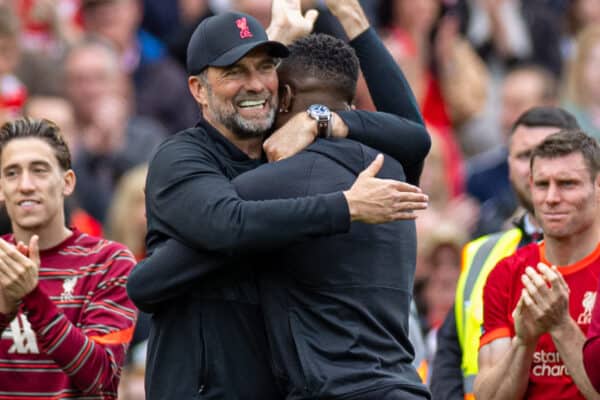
[237,99,267,110]
[18,200,41,209]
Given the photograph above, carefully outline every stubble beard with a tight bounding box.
[514,185,534,215]
[206,86,277,140]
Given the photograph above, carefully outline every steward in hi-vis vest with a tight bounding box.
[455,228,524,399]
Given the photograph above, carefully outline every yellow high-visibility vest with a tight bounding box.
[454,228,523,399]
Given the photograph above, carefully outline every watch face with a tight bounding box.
[308,104,331,120]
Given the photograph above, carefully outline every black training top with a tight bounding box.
[234,138,430,399]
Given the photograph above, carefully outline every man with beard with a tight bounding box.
[130,2,431,399]
[430,106,580,400]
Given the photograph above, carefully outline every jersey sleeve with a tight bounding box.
[20,246,137,394]
[480,257,515,348]
[127,239,228,313]
[0,311,14,337]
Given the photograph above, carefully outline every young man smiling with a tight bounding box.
[0,118,137,398]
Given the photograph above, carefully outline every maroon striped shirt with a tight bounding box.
[0,229,137,399]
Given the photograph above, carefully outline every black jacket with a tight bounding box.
[234,138,430,399]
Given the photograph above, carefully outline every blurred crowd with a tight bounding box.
[0,0,599,397]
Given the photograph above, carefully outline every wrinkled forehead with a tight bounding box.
[531,152,591,178]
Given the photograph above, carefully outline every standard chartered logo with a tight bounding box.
[532,350,570,377]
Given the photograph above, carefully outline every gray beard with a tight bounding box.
[220,107,276,139]
[204,82,277,140]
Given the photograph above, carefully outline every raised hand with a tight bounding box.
[266,0,319,45]
[344,154,428,223]
[520,263,571,334]
[323,0,369,40]
[0,236,40,309]
[513,290,545,346]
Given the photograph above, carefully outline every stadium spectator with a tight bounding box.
[80,0,199,133]
[0,117,137,398]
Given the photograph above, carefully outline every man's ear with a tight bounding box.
[278,84,293,113]
[188,76,208,108]
[62,169,76,197]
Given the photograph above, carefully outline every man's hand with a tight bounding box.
[0,236,41,310]
[324,0,369,40]
[344,154,428,223]
[521,263,571,334]
[513,291,545,346]
[267,0,319,45]
[264,112,349,162]
[263,112,317,162]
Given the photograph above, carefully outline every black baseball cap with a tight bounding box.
[186,12,289,76]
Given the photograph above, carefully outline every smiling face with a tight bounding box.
[189,47,279,140]
[0,138,75,235]
[530,152,600,240]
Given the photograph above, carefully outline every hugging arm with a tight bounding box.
[127,240,227,313]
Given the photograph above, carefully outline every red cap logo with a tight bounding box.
[236,17,253,39]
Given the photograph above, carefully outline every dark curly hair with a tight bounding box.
[279,33,359,103]
[0,117,72,171]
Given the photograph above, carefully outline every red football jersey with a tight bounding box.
[481,241,600,400]
[588,278,600,339]
[0,229,137,399]
[583,275,600,391]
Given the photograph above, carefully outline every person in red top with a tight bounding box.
[0,117,137,399]
[584,280,600,395]
[475,129,600,400]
